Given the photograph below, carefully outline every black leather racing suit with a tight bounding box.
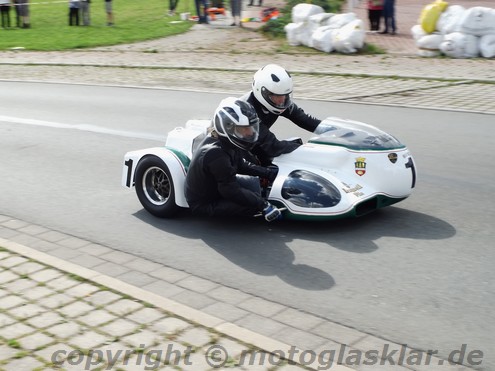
[242,92,321,165]
[184,136,274,217]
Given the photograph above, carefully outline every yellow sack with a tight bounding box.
[434,0,449,12]
[419,3,442,33]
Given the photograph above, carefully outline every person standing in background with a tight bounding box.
[0,0,11,29]
[15,0,28,28]
[13,0,20,27]
[194,0,208,24]
[69,0,79,26]
[247,0,262,7]
[80,0,90,25]
[381,0,396,34]
[168,0,179,16]
[105,0,113,26]
[229,0,241,26]
[367,0,383,31]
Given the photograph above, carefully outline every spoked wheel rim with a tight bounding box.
[142,166,172,206]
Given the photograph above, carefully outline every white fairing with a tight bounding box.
[269,144,414,216]
[122,116,416,219]
[268,117,416,218]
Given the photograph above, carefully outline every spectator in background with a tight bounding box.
[80,0,90,25]
[13,0,20,27]
[367,0,383,31]
[69,0,79,26]
[247,0,262,7]
[381,0,396,35]
[168,0,179,16]
[15,0,29,28]
[194,0,208,24]
[105,0,113,26]
[229,0,241,26]
[0,0,11,29]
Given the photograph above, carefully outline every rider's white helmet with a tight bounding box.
[213,97,260,150]
[252,64,293,115]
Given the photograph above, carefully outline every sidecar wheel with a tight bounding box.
[135,156,180,218]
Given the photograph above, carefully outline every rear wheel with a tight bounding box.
[135,156,180,218]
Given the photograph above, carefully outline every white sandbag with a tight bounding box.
[333,19,366,54]
[307,13,334,33]
[348,19,366,49]
[327,12,357,29]
[417,33,444,50]
[311,26,335,53]
[292,3,324,23]
[308,13,334,26]
[321,13,336,26]
[296,23,314,47]
[411,24,427,41]
[437,5,465,34]
[284,22,304,46]
[458,7,495,36]
[479,34,495,58]
[439,32,480,58]
[417,49,441,57]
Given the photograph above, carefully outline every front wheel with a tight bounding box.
[134,156,181,218]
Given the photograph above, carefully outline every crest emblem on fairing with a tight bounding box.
[355,157,366,176]
[388,153,398,164]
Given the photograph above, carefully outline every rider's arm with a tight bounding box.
[206,151,266,210]
[254,124,301,161]
[283,103,321,132]
[239,158,278,182]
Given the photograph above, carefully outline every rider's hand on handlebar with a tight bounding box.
[288,138,303,145]
[263,202,283,222]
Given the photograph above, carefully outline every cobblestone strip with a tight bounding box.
[0,215,480,371]
[0,246,308,370]
[1,66,494,115]
[339,81,495,115]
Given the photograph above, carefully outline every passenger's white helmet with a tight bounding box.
[252,64,293,115]
[213,97,260,150]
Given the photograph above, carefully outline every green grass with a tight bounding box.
[0,0,195,50]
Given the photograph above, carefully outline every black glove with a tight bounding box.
[262,202,283,222]
[265,165,279,182]
[288,137,303,145]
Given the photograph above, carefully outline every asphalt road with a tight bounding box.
[1,81,494,370]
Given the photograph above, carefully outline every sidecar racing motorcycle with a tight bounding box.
[122,117,416,221]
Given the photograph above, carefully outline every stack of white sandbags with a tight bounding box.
[284,3,366,54]
[411,0,495,58]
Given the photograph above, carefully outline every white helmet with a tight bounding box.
[213,97,260,150]
[252,64,293,115]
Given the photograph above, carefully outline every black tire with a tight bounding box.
[134,156,181,218]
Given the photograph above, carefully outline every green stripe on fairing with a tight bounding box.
[307,139,406,151]
[165,147,191,171]
[281,195,407,221]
